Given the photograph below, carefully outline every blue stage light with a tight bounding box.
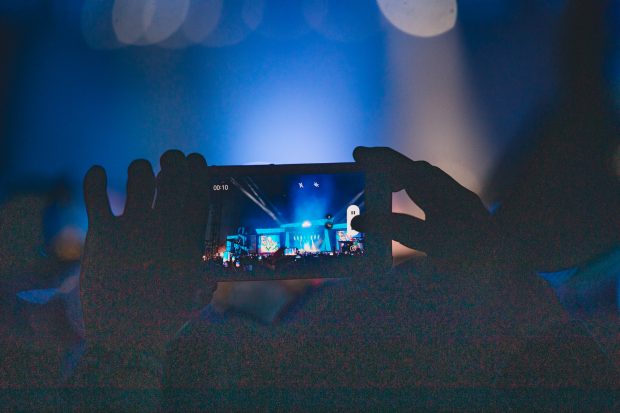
[302,220,312,228]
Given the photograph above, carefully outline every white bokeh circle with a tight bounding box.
[377,0,457,38]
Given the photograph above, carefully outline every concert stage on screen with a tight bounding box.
[203,170,366,278]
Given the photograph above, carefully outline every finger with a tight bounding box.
[124,159,155,217]
[354,146,481,214]
[187,153,209,207]
[185,153,210,252]
[353,146,413,192]
[154,150,190,216]
[83,165,113,226]
[352,213,430,252]
[353,146,422,192]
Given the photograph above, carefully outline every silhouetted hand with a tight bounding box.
[351,146,570,335]
[351,146,499,274]
[80,150,214,357]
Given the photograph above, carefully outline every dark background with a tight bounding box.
[0,0,618,251]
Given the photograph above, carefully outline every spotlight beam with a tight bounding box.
[246,177,284,218]
[230,178,282,225]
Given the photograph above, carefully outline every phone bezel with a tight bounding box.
[204,162,391,281]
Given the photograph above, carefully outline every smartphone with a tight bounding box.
[204,163,391,281]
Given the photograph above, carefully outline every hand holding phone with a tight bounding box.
[80,150,214,359]
[350,146,493,273]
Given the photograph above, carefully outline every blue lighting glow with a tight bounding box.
[301,220,312,228]
[206,37,385,165]
[17,288,57,304]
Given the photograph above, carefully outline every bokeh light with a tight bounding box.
[112,0,149,45]
[377,0,457,38]
[141,0,190,45]
[112,0,190,46]
[181,0,223,43]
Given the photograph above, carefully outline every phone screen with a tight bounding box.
[204,166,366,280]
